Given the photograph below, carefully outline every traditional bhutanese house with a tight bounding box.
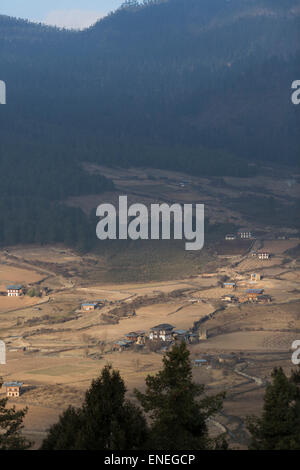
[3,382,23,398]
[149,324,174,342]
[246,289,264,300]
[238,230,252,239]
[258,251,270,260]
[250,273,261,282]
[225,234,236,240]
[81,302,98,312]
[193,359,208,367]
[223,282,236,289]
[7,285,23,297]
[125,331,146,344]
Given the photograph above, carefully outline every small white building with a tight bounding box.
[238,230,252,239]
[7,285,23,297]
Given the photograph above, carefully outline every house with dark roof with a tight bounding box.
[3,382,23,397]
[246,289,264,299]
[149,324,174,342]
[81,302,98,312]
[239,288,265,303]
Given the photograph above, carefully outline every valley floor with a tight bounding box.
[0,236,299,449]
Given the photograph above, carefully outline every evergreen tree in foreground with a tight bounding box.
[41,344,227,450]
[135,342,227,450]
[40,406,83,450]
[0,380,31,450]
[41,365,148,450]
[247,367,300,450]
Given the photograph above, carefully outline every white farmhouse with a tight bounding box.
[7,285,23,297]
[149,324,174,342]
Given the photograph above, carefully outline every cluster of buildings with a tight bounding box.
[222,272,272,303]
[251,251,271,260]
[225,230,254,241]
[221,285,271,304]
[225,232,272,259]
[113,324,199,351]
[226,230,291,242]
[238,289,272,304]
[193,353,238,368]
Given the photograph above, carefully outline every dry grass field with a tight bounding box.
[0,235,299,449]
[0,264,45,291]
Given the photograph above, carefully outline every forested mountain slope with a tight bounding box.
[0,0,299,248]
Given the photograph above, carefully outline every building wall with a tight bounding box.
[7,387,20,397]
[8,291,21,297]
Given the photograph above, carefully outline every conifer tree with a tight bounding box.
[135,342,227,450]
[41,365,148,450]
[40,406,83,450]
[247,367,300,450]
[0,380,31,450]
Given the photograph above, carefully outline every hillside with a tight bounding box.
[0,0,299,249]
